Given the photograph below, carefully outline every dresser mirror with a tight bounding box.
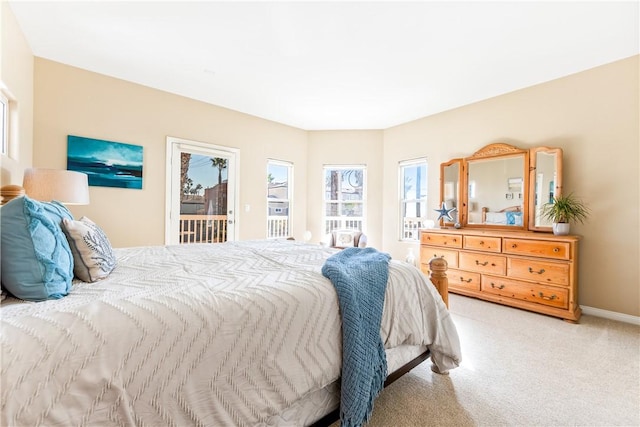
[440,142,563,232]
[465,144,529,230]
[440,159,462,226]
[529,147,563,232]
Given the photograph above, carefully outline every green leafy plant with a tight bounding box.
[541,193,590,224]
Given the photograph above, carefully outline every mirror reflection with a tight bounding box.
[530,147,562,231]
[466,155,526,227]
[441,161,460,225]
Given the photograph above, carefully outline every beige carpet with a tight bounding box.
[334,294,640,426]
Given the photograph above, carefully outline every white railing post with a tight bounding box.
[267,216,289,239]
[402,217,425,240]
[323,217,364,235]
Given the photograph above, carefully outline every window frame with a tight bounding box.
[0,90,8,156]
[399,158,428,241]
[266,159,293,239]
[322,164,367,235]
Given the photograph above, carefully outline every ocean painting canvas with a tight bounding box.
[67,135,143,189]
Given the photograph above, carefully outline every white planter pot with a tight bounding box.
[553,223,571,236]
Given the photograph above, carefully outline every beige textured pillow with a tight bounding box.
[62,216,116,282]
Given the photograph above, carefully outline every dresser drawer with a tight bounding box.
[508,258,569,286]
[463,235,501,253]
[482,275,569,309]
[420,247,459,269]
[459,252,506,275]
[503,238,571,260]
[420,232,462,248]
[448,268,480,292]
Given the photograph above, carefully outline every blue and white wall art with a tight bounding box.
[67,135,143,189]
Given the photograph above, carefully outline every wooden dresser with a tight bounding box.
[420,228,581,322]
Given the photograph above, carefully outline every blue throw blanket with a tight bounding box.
[321,247,391,427]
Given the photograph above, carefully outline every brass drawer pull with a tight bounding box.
[511,244,517,248]
[553,248,559,252]
[528,267,546,274]
[476,260,489,266]
[538,292,557,301]
[460,277,472,283]
[490,283,505,290]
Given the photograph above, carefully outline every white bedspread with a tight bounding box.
[1,240,460,426]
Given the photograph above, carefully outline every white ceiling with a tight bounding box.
[7,1,639,130]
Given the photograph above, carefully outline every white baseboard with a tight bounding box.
[581,305,640,326]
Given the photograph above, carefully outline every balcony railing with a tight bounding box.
[402,217,427,240]
[179,215,425,243]
[267,216,290,239]
[180,214,227,244]
[324,217,363,235]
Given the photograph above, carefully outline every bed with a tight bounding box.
[1,198,461,426]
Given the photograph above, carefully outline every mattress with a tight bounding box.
[1,239,460,426]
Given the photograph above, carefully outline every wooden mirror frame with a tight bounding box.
[440,143,562,233]
[528,146,563,232]
[440,142,563,232]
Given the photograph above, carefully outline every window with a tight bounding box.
[400,159,428,240]
[267,160,292,238]
[0,90,8,156]
[323,165,366,234]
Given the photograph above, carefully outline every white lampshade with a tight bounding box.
[23,168,90,205]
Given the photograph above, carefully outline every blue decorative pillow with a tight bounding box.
[505,211,524,226]
[0,196,74,301]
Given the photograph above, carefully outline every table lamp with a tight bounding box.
[22,168,90,205]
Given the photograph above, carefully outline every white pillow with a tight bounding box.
[485,212,507,224]
[334,231,355,248]
[62,216,116,282]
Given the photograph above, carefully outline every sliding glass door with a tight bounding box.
[166,137,238,245]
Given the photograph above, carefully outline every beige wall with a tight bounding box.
[0,2,33,185]
[7,10,638,316]
[306,130,384,247]
[32,59,308,247]
[383,55,640,317]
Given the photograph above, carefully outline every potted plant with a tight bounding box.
[541,193,590,235]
